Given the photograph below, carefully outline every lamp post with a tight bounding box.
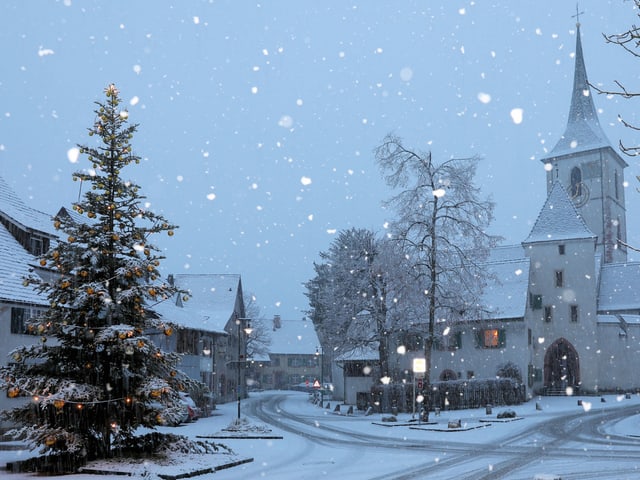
[315,346,324,407]
[412,357,426,423]
[236,317,252,420]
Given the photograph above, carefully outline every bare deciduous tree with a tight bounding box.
[375,133,501,398]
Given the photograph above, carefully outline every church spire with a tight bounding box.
[543,22,610,159]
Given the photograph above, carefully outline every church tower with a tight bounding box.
[540,22,628,264]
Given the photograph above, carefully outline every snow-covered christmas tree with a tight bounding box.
[0,84,199,462]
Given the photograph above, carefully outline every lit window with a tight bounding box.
[485,329,499,347]
[477,328,505,349]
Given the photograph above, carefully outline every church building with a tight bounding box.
[429,22,640,396]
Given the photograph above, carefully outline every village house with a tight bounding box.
[250,315,321,391]
[0,177,250,418]
[149,273,249,409]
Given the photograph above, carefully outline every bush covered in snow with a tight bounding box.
[371,377,525,413]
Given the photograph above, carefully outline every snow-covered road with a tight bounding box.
[215,391,640,480]
[3,391,640,479]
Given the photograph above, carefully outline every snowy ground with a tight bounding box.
[2,391,640,479]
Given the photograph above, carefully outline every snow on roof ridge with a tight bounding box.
[523,181,595,244]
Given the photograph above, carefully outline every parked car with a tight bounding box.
[179,392,201,421]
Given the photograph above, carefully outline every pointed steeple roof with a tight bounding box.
[542,23,611,159]
[523,181,595,244]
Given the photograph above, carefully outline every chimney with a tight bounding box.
[273,315,282,330]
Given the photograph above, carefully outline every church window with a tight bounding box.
[529,293,542,310]
[570,166,582,198]
[555,270,563,288]
[475,328,505,349]
[544,306,553,323]
[570,305,578,323]
[558,245,565,255]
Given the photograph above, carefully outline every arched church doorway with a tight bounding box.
[544,338,580,394]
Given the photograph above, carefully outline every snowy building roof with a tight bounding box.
[597,263,640,312]
[486,244,526,263]
[469,256,530,321]
[266,317,319,357]
[0,222,47,305]
[542,24,615,161]
[150,273,243,334]
[335,344,379,362]
[523,182,595,244]
[0,175,57,236]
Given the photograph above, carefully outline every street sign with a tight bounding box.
[313,379,321,389]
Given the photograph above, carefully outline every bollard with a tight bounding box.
[486,404,492,415]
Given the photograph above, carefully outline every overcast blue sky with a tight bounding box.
[1,1,637,322]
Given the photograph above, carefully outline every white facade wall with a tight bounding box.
[525,238,600,392]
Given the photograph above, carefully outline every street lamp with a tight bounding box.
[315,346,324,407]
[236,317,252,420]
[412,357,426,422]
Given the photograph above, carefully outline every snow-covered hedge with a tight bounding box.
[370,378,525,413]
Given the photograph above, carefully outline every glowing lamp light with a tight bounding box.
[413,358,427,374]
[54,399,65,409]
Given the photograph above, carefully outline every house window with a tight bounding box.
[555,270,563,288]
[476,328,505,349]
[10,307,42,334]
[11,308,27,334]
[570,305,578,323]
[544,306,553,323]
[434,331,462,351]
[529,293,542,310]
[558,244,565,255]
[615,170,619,200]
[344,361,373,377]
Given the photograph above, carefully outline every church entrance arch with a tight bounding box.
[544,338,580,393]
